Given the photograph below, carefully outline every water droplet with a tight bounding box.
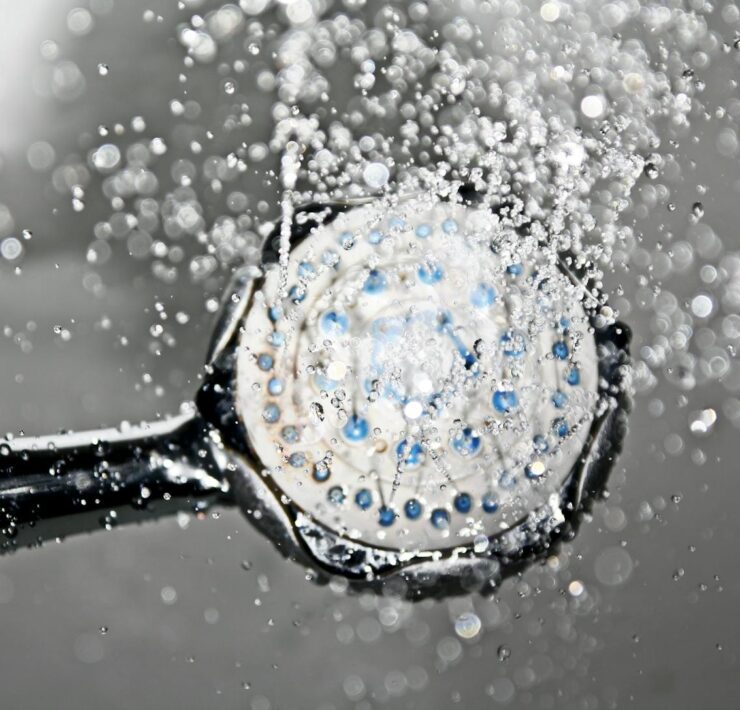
[362,162,390,190]
[581,94,606,119]
[91,143,120,171]
[454,612,481,640]
[0,237,22,261]
[594,547,634,586]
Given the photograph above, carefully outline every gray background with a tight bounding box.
[0,1,739,708]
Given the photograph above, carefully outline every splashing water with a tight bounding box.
[45,3,694,291]
[275,116,316,300]
[3,0,740,706]
[83,0,701,344]
[47,0,724,554]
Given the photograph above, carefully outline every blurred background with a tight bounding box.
[0,1,739,708]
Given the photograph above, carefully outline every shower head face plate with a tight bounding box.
[237,195,599,556]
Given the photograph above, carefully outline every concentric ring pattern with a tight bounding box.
[239,195,599,552]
